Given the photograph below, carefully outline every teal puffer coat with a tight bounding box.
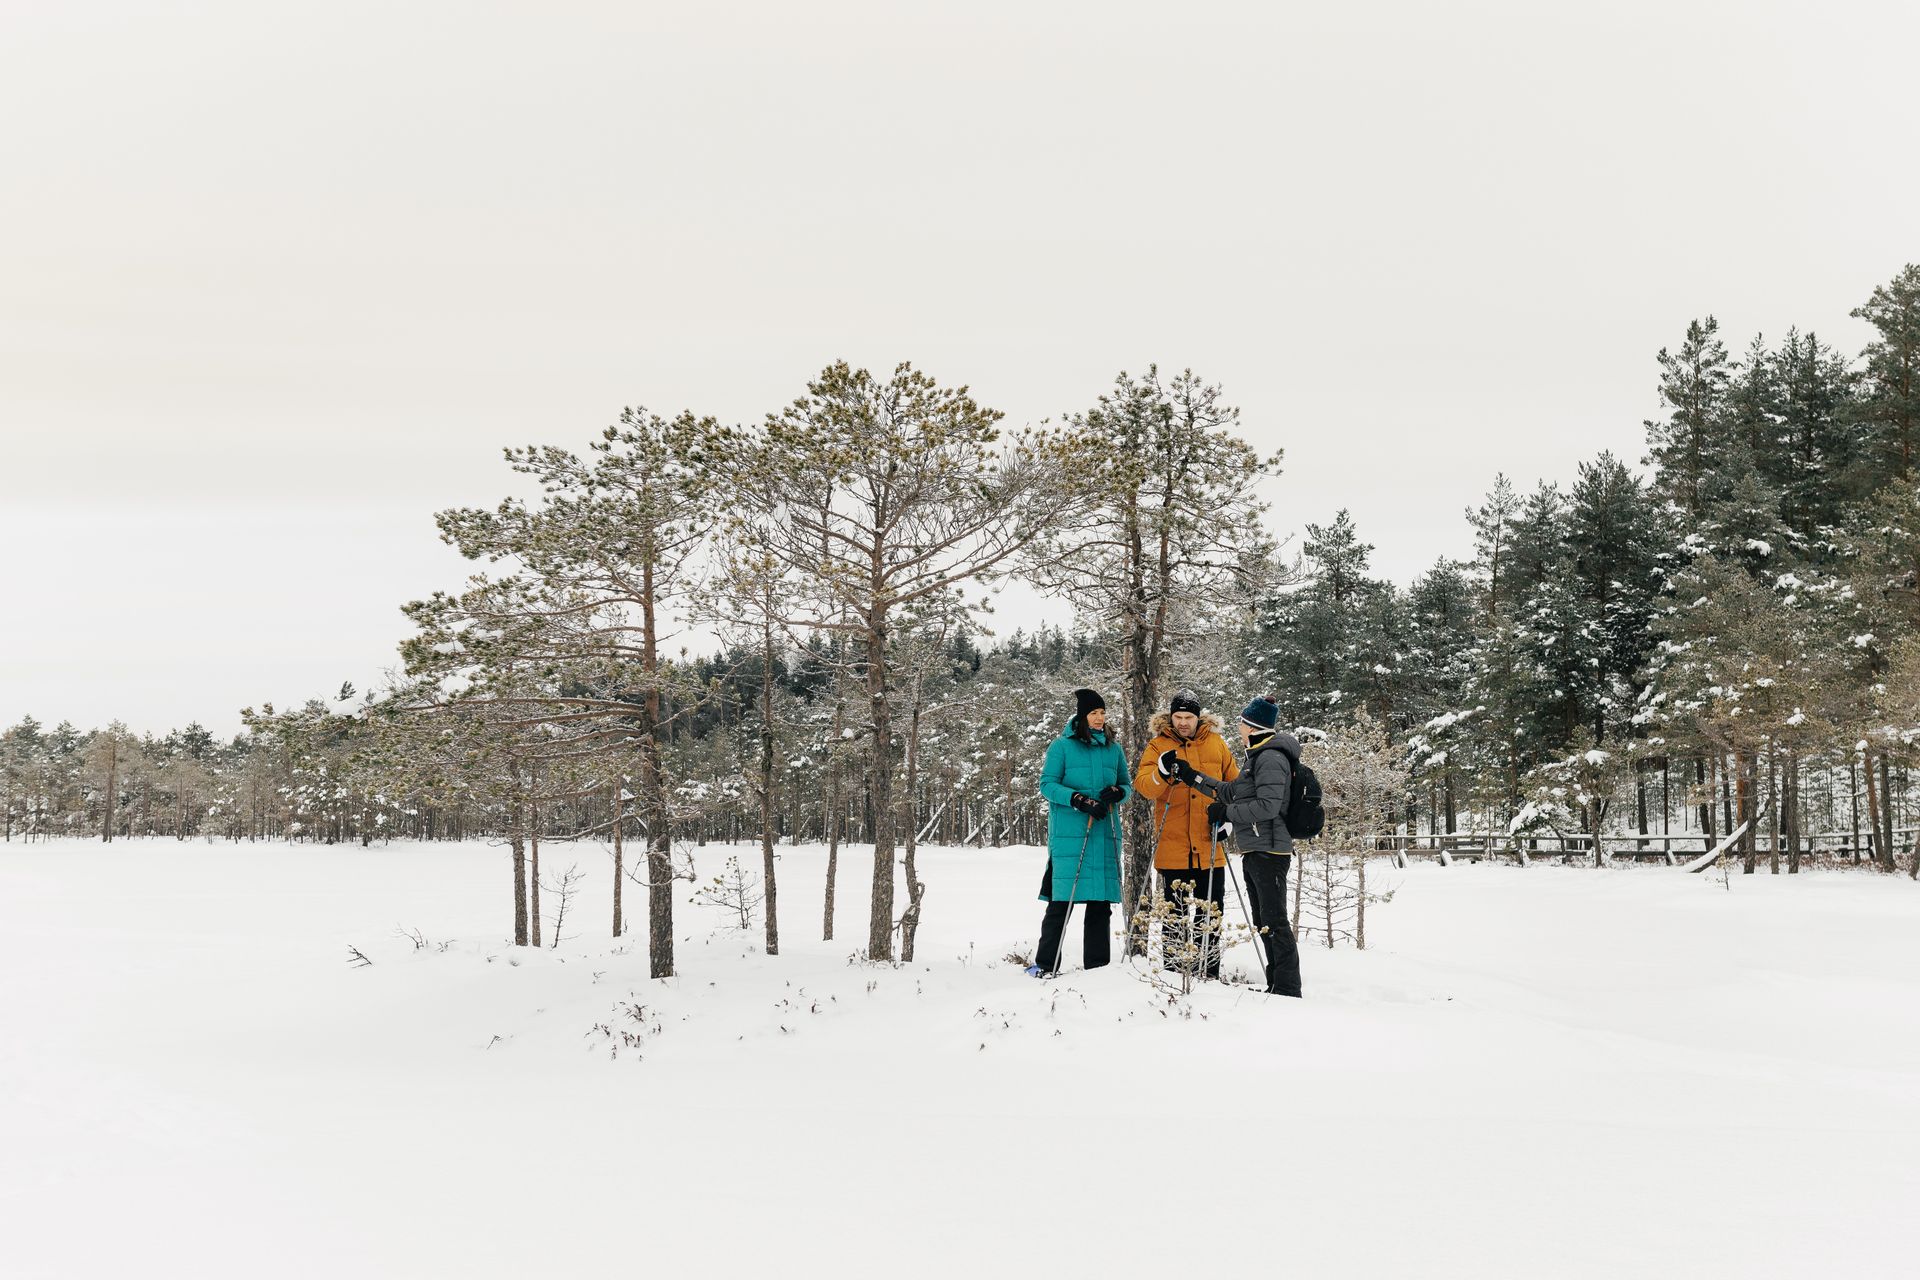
[1037,722,1131,903]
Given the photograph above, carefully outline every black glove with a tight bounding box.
[1091,800,1112,820]
[1170,757,1199,785]
[1070,792,1098,815]
[1156,748,1178,778]
[1206,800,1228,825]
[1098,784,1125,804]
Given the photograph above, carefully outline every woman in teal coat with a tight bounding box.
[1028,688,1131,976]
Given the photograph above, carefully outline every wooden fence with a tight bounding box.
[1353,829,1919,869]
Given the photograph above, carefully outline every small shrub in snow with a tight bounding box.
[691,854,762,933]
[1127,879,1247,996]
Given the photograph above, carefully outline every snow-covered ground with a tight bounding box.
[4,838,1917,1279]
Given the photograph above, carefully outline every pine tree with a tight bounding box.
[1253,509,1385,731]
[1695,455,1794,579]
[1024,366,1280,942]
[735,362,1068,961]
[1460,483,1594,819]
[1465,473,1520,622]
[1648,554,1844,872]
[1645,317,1733,518]
[1565,452,1666,743]
[1851,264,1920,482]
[1724,333,1779,474]
[1,717,46,841]
[1770,328,1863,540]
[403,407,729,971]
[1403,559,1477,832]
[1504,481,1568,604]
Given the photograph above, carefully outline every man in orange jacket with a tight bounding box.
[1132,690,1240,979]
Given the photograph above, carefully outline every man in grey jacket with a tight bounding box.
[1169,694,1303,997]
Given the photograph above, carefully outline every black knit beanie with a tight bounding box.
[1071,688,1106,741]
[1169,689,1202,715]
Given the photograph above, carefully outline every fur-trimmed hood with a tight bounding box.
[1146,710,1227,745]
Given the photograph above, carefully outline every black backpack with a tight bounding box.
[1276,741,1325,839]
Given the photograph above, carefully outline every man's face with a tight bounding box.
[1238,722,1254,745]
[1087,707,1106,732]
[1171,711,1199,739]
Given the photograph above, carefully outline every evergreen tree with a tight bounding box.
[1403,559,1477,832]
[736,362,1068,961]
[1253,509,1384,731]
[1565,452,1666,742]
[1645,316,1733,517]
[1851,264,1920,482]
[1460,483,1595,815]
[1770,328,1862,539]
[1503,482,1569,606]
[1698,462,1793,577]
[1724,333,1778,473]
[1,717,46,841]
[1024,365,1280,937]
[404,407,730,970]
[1465,473,1520,622]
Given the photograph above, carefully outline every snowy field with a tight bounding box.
[4,839,1918,1279]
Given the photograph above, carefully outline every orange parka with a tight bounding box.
[1132,712,1242,870]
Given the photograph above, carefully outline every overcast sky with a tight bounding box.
[4,1,1916,735]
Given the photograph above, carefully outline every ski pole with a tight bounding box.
[1145,793,1174,885]
[1048,812,1097,975]
[1218,831,1264,976]
[1130,793,1173,961]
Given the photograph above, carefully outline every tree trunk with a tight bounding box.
[1704,759,1720,840]
[1661,758,1670,834]
[1321,853,1334,949]
[1292,846,1305,940]
[641,565,674,978]
[824,653,845,941]
[101,733,117,844]
[1863,748,1891,871]
[1850,757,1863,864]
[1355,844,1368,951]
[1786,753,1802,875]
[1721,754,1735,840]
[1117,496,1155,956]
[509,762,529,946]
[1879,752,1897,873]
[611,782,624,938]
[642,732,673,977]
[1738,751,1755,875]
[1005,757,1017,846]
[759,611,780,957]
[1766,746,1779,875]
[529,764,543,947]
[865,609,897,961]
[900,670,928,963]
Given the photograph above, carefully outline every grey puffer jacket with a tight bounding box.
[1193,731,1297,854]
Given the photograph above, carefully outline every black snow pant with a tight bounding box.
[1240,851,1302,997]
[1157,867,1226,979]
[1035,865,1112,973]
